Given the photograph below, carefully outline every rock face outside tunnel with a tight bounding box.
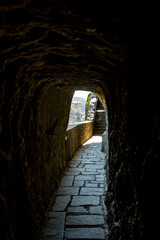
[0,1,158,240]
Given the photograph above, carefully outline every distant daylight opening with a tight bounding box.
[67,90,97,130]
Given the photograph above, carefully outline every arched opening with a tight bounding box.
[67,90,97,129]
[65,89,109,159]
[42,87,109,239]
[43,89,109,240]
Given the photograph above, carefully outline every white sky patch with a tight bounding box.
[73,90,91,100]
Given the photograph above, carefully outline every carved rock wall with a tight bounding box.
[0,1,159,240]
[66,121,94,160]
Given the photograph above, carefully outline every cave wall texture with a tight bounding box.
[0,1,159,240]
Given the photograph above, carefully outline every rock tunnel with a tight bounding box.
[0,1,159,239]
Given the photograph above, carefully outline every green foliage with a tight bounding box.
[85,92,92,120]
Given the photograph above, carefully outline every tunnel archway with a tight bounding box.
[35,83,111,239]
[0,2,150,240]
[65,89,109,162]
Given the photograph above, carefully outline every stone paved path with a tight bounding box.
[43,136,108,240]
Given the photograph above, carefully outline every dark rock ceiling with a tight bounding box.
[0,0,145,93]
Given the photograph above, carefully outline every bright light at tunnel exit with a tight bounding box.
[73,90,91,99]
[83,136,102,145]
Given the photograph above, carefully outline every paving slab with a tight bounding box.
[82,156,97,158]
[57,187,79,196]
[81,172,98,176]
[89,206,103,214]
[60,176,74,186]
[44,212,65,240]
[52,196,71,211]
[71,196,100,206]
[80,187,104,196]
[66,215,104,226]
[73,180,84,187]
[85,183,98,187]
[65,227,105,239]
[67,206,88,213]
[75,175,95,181]
[84,165,103,169]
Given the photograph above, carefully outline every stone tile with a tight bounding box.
[90,158,102,162]
[95,175,105,181]
[52,196,71,211]
[84,164,96,168]
[71,196,100,206]
[65,227,104,239]
[81,161,94,164]
[85,183,98,187]
[97,169,106,174]
[85,168,97,172]
[100,196,106,205]
[80,158,93,162]
[81,171,98,175]
[66,215,104,225]
[57,187,79,196]
[44,212,65,240]
[95,162,105,165]
[73,180,84,187]
[95,150,104,154]
[78,163,85,168]
[75,175,95,181]
[67,206,88,213]
[84,164,102,169]
[95,180,105,184]
[60,176,74,186]
[86,180,100,185]
[49,211,66,218]
[82,156,97,158]
[89,206,103,214]
[80,187,104,196]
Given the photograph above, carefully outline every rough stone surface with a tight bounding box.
[44,212,66,240]
[89,206,103,214]
[66,215,104,226]
[67,206,88,213]
[60,176,74,187]
[65,228,105,239]
[52,196,71,211]
[71,196,100,206]
[75,175,95,181]
[80,187,104,195]
[73,181,84,187]
[57,187,79,196]
[44,136,107,239]
[0,1,156,240]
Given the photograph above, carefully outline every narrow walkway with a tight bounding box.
[43,136,108,240]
